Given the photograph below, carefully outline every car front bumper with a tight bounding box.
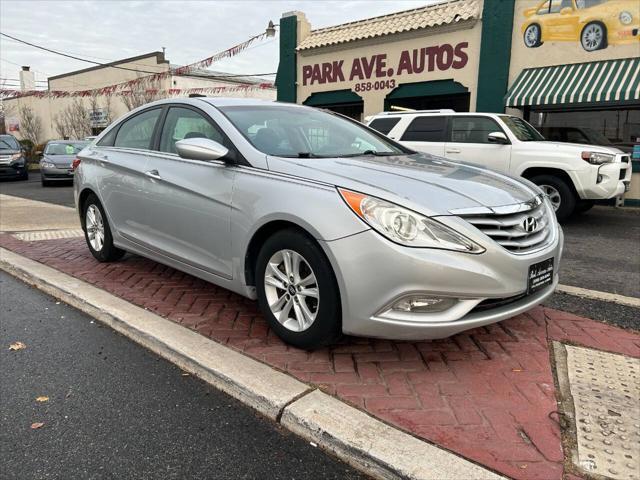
[322,225,563,340]
[0,162,27,178]
[41,165,74,180]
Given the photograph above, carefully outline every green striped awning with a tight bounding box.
[505,58,640,107]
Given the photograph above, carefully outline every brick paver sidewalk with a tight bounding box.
[2,233,638,480]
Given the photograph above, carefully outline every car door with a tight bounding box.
[97,107,162,244]
[444,116,512,173]
[138,105,235,278]
[544,0,579,40]
[398,116,447,156]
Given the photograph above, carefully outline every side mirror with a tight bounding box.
[175,137,230,162]
[35,150,43,156]
[560,6,572,15]
[487,132,509,145]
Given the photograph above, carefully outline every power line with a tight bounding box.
[0,32,168,76]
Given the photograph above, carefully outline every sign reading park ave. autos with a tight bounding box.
[301,41,469,91]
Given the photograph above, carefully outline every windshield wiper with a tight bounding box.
[341,150,397,157]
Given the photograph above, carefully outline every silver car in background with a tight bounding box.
[41,140,88,186]
[74,98,563,349]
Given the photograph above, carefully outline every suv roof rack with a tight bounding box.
[376,109,456,115]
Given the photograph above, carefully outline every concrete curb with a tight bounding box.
[0,246,504,480]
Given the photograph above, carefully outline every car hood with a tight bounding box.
[266,153,540,216]
[43,154,75,167]
[529,141,624,155]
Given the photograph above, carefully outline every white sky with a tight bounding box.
[0,0,433,87]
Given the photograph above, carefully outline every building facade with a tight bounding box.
[275,0,640,202]
[3,52,276,141]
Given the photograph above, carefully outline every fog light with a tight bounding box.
[597,174,603,183]
[391,296,457,313]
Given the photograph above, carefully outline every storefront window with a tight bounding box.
[528,108,640,153]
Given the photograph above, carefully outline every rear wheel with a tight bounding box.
[581,22,606,51]
[82,194,125,262]
[524,24,542,48]
[530,174,576,222]
[255,229,341,350]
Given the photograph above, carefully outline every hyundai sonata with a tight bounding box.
[74,98,563,349]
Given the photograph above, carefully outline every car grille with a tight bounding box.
[459,198,552,254]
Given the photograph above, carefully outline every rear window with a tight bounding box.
[400,116,447,142]
[368,117,401,135]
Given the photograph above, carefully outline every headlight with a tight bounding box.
[9,153,22,163]
[41,161,55,168]
[619,11,633,25]
[581,151,615,165]
[339,188,485,253]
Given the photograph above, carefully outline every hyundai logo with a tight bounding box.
[522,217,538,233]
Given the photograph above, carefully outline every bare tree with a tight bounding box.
[55,98,91,139]
[121,75,163,111]
[18,104,43,144]
[53,112,71,139]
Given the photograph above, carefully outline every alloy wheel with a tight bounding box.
[524,25,540,47]
[581,24,603,51]
[86,204,105,252]
[541,185,561,211]
[264,249,319,332]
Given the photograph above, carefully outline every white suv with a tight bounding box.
[366,110,632,221]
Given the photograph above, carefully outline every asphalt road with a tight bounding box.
[0,172,74,208]
[0,273,365,480]
[1,177,638,329]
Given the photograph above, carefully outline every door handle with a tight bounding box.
[145,169,162,180]
[445,148,461,154]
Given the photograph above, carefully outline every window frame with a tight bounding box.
[446,115,510,145]
[153,103,247,165]
[400,115,448,143]
[105,106,163,151]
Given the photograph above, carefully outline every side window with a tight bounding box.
[400,116,447,142]
[450,117,504,144]
[97,127,117,147]
[537,0,550,14]
[368,117,401,135]
[159,107,225,155]
[114,109,161,150]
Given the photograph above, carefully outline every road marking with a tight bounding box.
[557,284,640,308]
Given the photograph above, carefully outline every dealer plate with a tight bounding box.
[528,257,553,294]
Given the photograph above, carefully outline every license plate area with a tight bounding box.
[528,257,554,294]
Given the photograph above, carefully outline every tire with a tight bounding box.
[41,178,50,187]
[523,24,542,48]
[581,22,607,51]
[530,174,576,222]
[255,228,341,350]
[575,200,595,214]
[82,194,125,262]
[21,170,29,181]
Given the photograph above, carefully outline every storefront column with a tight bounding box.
[362,93,384,119]
[276,12,310,103]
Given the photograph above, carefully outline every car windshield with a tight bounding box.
[219,105,407,158]
[0,135,20,151]
[45,142,88,155]
[500,116,545,142]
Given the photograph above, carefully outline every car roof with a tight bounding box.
[141,96,308,109]
[370,111,502,118]
[47,140,88,144]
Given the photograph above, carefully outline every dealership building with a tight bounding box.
[275,0,640,202]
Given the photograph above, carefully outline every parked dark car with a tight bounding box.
[0,134,28,180]
[40,140,88,186]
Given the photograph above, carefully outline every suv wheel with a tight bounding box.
[530,175,576,222]
[83,194,125,262]
[255,229,341,350]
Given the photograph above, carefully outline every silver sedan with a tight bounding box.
[74,98,563,349]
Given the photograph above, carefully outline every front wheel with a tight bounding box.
[581,22,607,51]
[82,194,125,262]
[530,175,576,222]
[255,229,341,350]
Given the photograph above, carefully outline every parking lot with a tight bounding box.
[2,175,638,328]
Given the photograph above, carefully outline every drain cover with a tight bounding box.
[556,343,639,480]
[13,229,84,241]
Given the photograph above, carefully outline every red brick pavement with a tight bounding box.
[2,233,638,480]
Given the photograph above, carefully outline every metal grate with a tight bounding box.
[459,198,552,254]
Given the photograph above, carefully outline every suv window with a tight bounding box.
[114,108,161,150]
[369,117,401,135]
[159,107,224,154]
[450,117,503,144]
[400,116,447,142]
